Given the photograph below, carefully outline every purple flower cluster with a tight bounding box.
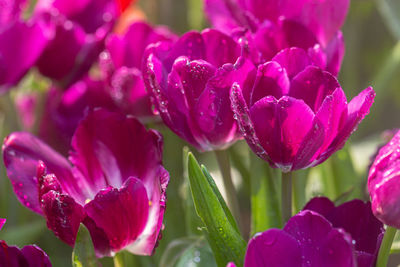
[0,0,387,265]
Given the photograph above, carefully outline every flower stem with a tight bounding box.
[281,171,292,224]
[214,149,242,231]
[376,226,397,267]
[113,252,124,267]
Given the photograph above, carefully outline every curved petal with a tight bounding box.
[230,83,270,163]
[250,61,290,105]
[280,0,350,46]
[2,132,78,213]
[194,57,254,149]
[302,196,335,218]
[202,29,241,67]
[21,245,52,267]
[244,229,302,267]
[272,47,312,79]
[284,211,356,266]
[204,0,249,33]
[279,18,318,50]
[0,241,29,266]
[250,96,315,171]
[106,21,176,70]
[325,31,345,76]
[84,177,149,254]
[0,19,50,92]
[316,87,375,165]
[40,185,85,246]
[145,53,200,148]
[289,66,340,112]
[70,109,165,198]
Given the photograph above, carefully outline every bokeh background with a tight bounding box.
[1,0,400,266]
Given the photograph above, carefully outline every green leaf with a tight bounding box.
[250,153,281,235]
[377,0,400,40]
[201,166,240,235]
[187,153,246,267]
[72,224,99,267]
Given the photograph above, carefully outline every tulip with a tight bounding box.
[3,109,169,257]
[34,0,119,87]
[245,210,357,266]
[0,1,51,92]
[100,21,177,118]
[230,47,375,171]
[0,219,52,266]
[144,28,254,151]
[38,77,118,155]
[304,197,384,267]
[368,129,400,228]
[204,0,349,75]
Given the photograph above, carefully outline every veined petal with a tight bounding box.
[325,31,345,76]
[202,28,241,67]
[21,245,52,267]
[244,229,302,267]
[289,66,340,112]
[250,96,315,171]
[316,87,375,165]
[230,83,270,163]
[250,61,290,105]
[70,109,165,198]
[2,132,78,213]
[284,211,356,266]
[84,177,149,254]
[272,48,312,79]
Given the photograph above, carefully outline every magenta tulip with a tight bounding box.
[230,47,375,171]
[204,0,349,75]
[368,130,400,229]
[3,109,169,257]
[144,29,254,151]
[0,219,52,266]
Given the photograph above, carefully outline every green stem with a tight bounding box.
[113,252,124,267]
[376,226,397,267]
[281,171,292,224]
[214,149,242,231]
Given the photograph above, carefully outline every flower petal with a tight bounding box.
[250,61,290,105]
[2,132,78,213]
[202,29,241,67]
[250,96,315,171]
[194,57,254,149]
[230,83,270,163]
[284,210,356,266]
[0,19,50,92]
[272,47,312,79]
[70,109,165,197]
[0,241,29,266]
[289,66,340,112]
[244,229,302,267]
[317,87,375,165]
[84,177,149,253]
[21,245,52,267]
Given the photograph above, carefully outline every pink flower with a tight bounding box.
[3,109,169,257]
[368,130,400,228]
[230,48,375,171]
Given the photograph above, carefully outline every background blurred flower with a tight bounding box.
[204,0,348,74]
[144,28,253,151]
[304,197,384,267]
[3,109,169,257]
[0,219,52,266]
[230,47,375,171]
[368,129,400,229]
[0,0,52,92]
[33,0,119,88]
[245,210,357,267]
